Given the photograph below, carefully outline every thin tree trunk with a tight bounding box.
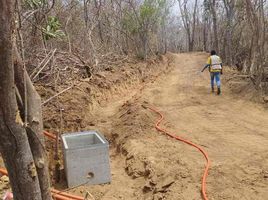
[209,0,219,52]
[245,0,260,75]
[94,0,104,42]
[0,1,43,199]
[203,20,207,51]
[223,0,235,65]
[83,0,89,27]
[190,0,198,51]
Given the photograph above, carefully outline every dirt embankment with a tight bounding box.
[39,54,172,134]
[223,68,268,105]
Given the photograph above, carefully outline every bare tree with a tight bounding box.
[178,0,198,51]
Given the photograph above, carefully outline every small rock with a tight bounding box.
[155,176,175,193]
[82,78,91,82]
[96,73,106,79]
[0,176,9,183]
[153,193,163,200]
[143,182,154,193]
[161,176,175,189]
[263,171,268,178]
[89,122,95,126]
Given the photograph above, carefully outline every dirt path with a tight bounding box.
[138,53,268,199]
[68,52,268,200]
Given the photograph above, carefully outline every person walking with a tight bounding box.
[201,50,223,95]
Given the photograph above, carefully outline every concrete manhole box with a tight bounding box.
[62,131,111,187]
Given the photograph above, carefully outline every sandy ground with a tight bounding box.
[64,52,268,200]
[1,53,268,199]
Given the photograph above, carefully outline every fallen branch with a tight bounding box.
[30,49,54,78]
[84,191,95,200]
[32,49,57,81]
[41,85,73,106]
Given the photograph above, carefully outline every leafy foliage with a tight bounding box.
[140,0,166,24]
[122,12,139,34]
[43,16,65,40]
[122,0,167,36]
[25,0,46,9]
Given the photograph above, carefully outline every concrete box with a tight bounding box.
[62,131,111,187]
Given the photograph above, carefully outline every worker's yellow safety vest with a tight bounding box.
[207,55,222,72]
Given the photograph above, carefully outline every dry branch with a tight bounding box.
[41,85,73,106]
[31,49,57,81]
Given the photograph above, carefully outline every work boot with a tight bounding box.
[211,87,214,93]
[217,87,221,95]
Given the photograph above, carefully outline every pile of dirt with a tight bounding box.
[107,101,200,200]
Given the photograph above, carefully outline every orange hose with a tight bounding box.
[0,167,82,200]
[51,189,83,200]
[43,130,57,140]
[0,168,7,175]
[147,106,210,200]
[52,193,73,200]
[0,168,82,200]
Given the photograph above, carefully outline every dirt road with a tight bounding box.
[1,53,267,199]
[63,53,268,199]
[138,53,268,199]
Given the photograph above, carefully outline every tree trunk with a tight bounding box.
[223,0,235,65]
[245,0,261,75]
[209,0,219,52]
[0,1,52,199]
[258,0,265,68]
[188,29,193,51]
[203,20,207,51]
[94,0,104,43]
[142,32,148,59]
[83,0,89,27]
[178,0,198,52]
[14,46,52,200]
[0,1,43,199]
[190,0,198,51]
